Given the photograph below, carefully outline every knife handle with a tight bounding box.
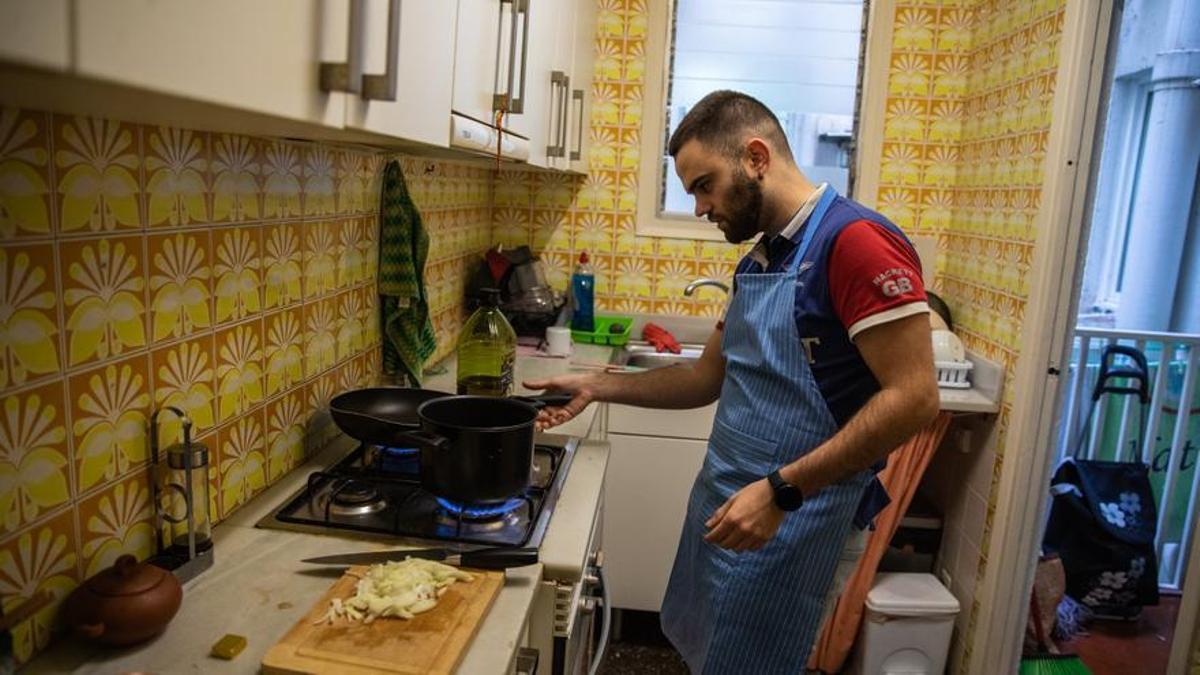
[460,547,539,570]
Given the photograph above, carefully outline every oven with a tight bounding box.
[524,447,610,675]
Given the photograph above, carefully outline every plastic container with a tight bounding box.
[851,573,960,675]
[456,288,517,396]
[570,252,595,332]
[570,315,634,346]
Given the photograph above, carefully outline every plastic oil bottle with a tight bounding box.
[571,252,595,332]
[455,288,517,396]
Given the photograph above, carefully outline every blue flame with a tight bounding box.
[436,497,523,519]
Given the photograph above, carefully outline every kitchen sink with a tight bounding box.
[610,342,705,369]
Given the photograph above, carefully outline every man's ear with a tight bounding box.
[744,138,771,178]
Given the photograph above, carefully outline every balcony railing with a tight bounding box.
[1056,327,1200,591]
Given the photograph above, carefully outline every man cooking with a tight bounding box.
[525,90,939,673]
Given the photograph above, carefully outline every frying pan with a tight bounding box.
[328,388,451,447]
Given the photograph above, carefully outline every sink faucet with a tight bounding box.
[683,278,730,297]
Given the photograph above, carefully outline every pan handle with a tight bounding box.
[512,394,575,409]
[392,430,451,452]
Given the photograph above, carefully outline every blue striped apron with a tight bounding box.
[660,188,871,674]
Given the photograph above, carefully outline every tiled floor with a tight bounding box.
[597,610,689,675]
[1060,595,1180,675]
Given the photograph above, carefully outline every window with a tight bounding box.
[637,0,871,240]
[1078,70,1152,320]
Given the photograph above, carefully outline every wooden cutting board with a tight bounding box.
[263,565,505,674]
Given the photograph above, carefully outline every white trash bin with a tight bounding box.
[850,573,960,675]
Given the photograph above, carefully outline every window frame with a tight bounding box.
[635,0,896,240]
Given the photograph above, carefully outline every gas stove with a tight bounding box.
[256,435,579,548]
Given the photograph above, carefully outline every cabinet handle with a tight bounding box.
[319,0,364,94]
[546,71,567,157]
[559,74,571,157]
[494,0,519,113]
[570,88,584,161]
[510,0,531,114]
[362,0,401,101]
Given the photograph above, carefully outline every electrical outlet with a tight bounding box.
[939,567,953,589]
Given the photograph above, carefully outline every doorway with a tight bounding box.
[1021,0,1200,673]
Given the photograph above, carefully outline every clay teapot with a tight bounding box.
[61,554,182,646]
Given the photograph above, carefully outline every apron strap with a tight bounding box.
[787,186,838,274]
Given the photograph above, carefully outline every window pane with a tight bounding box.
[660,0,866,217]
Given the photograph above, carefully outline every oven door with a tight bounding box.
[557,552,609,675]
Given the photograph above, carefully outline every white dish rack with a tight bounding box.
[935,360,972,389]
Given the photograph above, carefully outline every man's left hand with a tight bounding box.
[704,479,784,552]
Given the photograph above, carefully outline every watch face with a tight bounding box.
[777,485,803,511]
[769,472,803,511]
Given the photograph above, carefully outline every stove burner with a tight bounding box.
[327,480,387,516]
[436,497,524,520]
[378,446,420,474]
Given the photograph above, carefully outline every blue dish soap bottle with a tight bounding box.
[571,252,595,332]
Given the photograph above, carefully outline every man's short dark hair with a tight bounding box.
[667,90,794,163]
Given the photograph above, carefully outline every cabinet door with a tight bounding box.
[507,0,559,164]
[75,0,347,128]
[608,402,718,440]
[451,0,503,124]
[344,0,457,147]
[566,0,595,173]
[0,0,70,71]
[602,434,707,611]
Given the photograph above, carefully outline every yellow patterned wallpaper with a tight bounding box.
[492,0,748,320]
[0,106,490,664]
[879,1,1066,670]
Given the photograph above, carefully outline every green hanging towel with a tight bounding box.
[378,160,437,385]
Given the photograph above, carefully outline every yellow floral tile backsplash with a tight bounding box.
[0,106,492,664]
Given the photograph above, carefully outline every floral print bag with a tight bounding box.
[1042,345,1159,619]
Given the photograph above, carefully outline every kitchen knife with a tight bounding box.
[301,546,539,570]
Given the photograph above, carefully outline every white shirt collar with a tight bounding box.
[749,183,829,267]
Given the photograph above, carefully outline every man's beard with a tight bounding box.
[718,166,763,244]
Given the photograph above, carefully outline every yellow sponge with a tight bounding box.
[210,633,247,660]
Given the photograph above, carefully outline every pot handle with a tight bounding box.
[392,430,451,451]
[512,394,574,409]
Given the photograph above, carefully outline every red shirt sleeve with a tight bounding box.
[827,220,928,338]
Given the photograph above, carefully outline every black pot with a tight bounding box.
[397,396,544,503]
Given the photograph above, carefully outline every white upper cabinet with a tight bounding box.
[451,0,503,125]
[74,0,349,129]
[517,0,562,166]
[343,0,457,148]
[567,0,595,173]
[451,0,591,169]
[0,0,70,71]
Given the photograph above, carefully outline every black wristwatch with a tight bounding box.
[767,470,804,511]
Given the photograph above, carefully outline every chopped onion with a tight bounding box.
[319,558,475,624]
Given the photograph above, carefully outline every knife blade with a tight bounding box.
[301,546,539,570]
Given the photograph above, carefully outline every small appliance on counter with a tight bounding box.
[467,246,565,337]
[146,407,213,583]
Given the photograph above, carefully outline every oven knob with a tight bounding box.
[589,550,604,568]
[581,597,597,614]
[583,573,600,587]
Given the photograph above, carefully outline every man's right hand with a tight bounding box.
[523,373,600,431]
